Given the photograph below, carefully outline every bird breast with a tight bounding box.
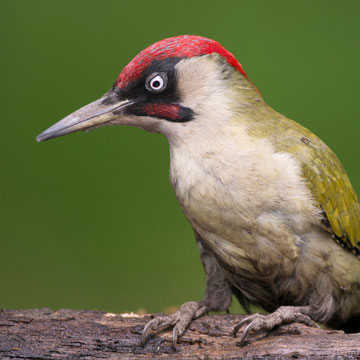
[168,127,322,277]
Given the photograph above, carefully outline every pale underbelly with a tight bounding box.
[189,208,359,312]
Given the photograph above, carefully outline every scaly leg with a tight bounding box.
[142,233,233,347]
[233,305,319,345]
[142,301,208,347]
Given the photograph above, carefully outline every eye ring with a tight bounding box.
[145,72,167,93]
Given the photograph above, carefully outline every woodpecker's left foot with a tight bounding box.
[142,301,208,348]
[233,306,319,345]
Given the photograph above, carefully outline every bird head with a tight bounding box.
[36,35,260,143]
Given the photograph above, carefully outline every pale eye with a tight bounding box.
[145,73,167,92]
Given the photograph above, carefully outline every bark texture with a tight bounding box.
[0,308,359,359]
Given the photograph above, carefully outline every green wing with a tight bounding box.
[248,109,360,252]
[300,133,360,250]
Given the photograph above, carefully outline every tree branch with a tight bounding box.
[0,308,359,359]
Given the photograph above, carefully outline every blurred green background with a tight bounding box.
[1,0,360,314]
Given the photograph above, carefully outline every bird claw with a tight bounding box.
[172,326,180,350]
[142,313,177,346]
[233,306,319,346]
[232,315,254,337]
[141,301,208,348]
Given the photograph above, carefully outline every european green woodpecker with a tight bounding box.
[37,35,360,346]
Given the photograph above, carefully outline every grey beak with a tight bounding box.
[36,95,132,142]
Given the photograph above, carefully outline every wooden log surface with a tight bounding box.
[0,308,359,359]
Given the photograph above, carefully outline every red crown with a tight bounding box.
[117,35,248,88]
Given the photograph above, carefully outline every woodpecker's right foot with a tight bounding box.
[233,306,319,346]
[142,301,208,348]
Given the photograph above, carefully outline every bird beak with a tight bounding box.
[36,95,132,142]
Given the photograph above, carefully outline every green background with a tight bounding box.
[2,0,360,314]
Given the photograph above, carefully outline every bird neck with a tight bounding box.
[161,57,266,147]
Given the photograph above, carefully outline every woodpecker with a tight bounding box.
[37,35,360,346]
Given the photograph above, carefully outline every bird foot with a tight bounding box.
[142,301,208,349]
[233,306,319,345]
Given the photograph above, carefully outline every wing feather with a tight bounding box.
[301,142,360,251]
[247,110,360,252]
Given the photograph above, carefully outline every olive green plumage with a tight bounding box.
[247,104,360,254]
[37,43,360,342]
